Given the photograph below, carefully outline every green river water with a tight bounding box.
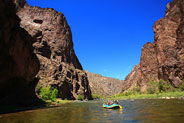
[0,99,184,123]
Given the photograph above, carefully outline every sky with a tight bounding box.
[26,0,173,80]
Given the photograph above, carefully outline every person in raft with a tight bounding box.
[114,100,119,104]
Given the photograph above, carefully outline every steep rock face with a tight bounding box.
[0,0,40,105]
[86,71,124,97]
[124,0,184,91]
[15,1,92,100]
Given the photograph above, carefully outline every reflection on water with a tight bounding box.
[1,99,184,123]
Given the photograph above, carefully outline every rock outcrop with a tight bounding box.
[86,71,124,97]
[124,0,184,91]
[15,0,92,100]
[0,0,40,105]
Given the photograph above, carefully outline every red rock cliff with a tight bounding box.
[15,0,92,100]
[0,0,40,105]
[124,0,184,91]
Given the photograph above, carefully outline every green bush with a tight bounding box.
[111,79,184,99]
[121,87,141,96]
[146,79,175,94]
[91,93,100,99]
[132,87,141,94]
[178,83,184,91]
[159,79,174,92]
[77,94,83,100]
[50,88,58,101]
[124,91,132,96]
[39,86,58,101]
[147,80,160,94]
[116,93,121,97]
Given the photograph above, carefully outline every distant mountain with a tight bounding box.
[86,71,124,97]
[124,0,184,91]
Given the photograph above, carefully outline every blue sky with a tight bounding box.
[27,0,173,80]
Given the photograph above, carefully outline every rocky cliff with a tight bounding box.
[86,71,124,97]
[0,0,40,105]
[15,0,92,100]
[124,0,184,91]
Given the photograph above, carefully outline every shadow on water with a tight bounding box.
[0,99,184,122]
[0,101,53,115]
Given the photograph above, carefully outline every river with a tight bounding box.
[0,99,184,123]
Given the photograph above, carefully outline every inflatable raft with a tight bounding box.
[103,104,122,109]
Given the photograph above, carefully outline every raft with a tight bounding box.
[103,104,122,109]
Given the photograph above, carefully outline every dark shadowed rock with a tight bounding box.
[124,0,184,92]
[86,71,124,97]
[0,0,40,105]
[15,0,92,100]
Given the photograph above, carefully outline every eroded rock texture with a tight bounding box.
[124,0,184,91]
[15,0,92,100]
[86,71,124,97]
[0,0,40,105]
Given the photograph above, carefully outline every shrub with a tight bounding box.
[50,88,58,101]
[178,83,184,91]
[159,79,174,92]
[132,87,141,94]
[124,91,132,96]
[146,79,175,94]
[147,80,160,94]
[39,86,58,101]
[92,93,100,99]
[77,94,83,100]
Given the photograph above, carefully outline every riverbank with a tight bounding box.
[110,91,184,100]
[45,99,76,106]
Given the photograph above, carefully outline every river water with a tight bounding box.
[0,99,184,123]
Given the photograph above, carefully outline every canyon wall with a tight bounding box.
[0,0,40,105]
[15,0,92,100]
[124,0,184,91]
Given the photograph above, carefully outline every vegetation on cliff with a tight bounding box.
[37,84,89,103]
[111,79,184,100]
[38,86,58,101]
